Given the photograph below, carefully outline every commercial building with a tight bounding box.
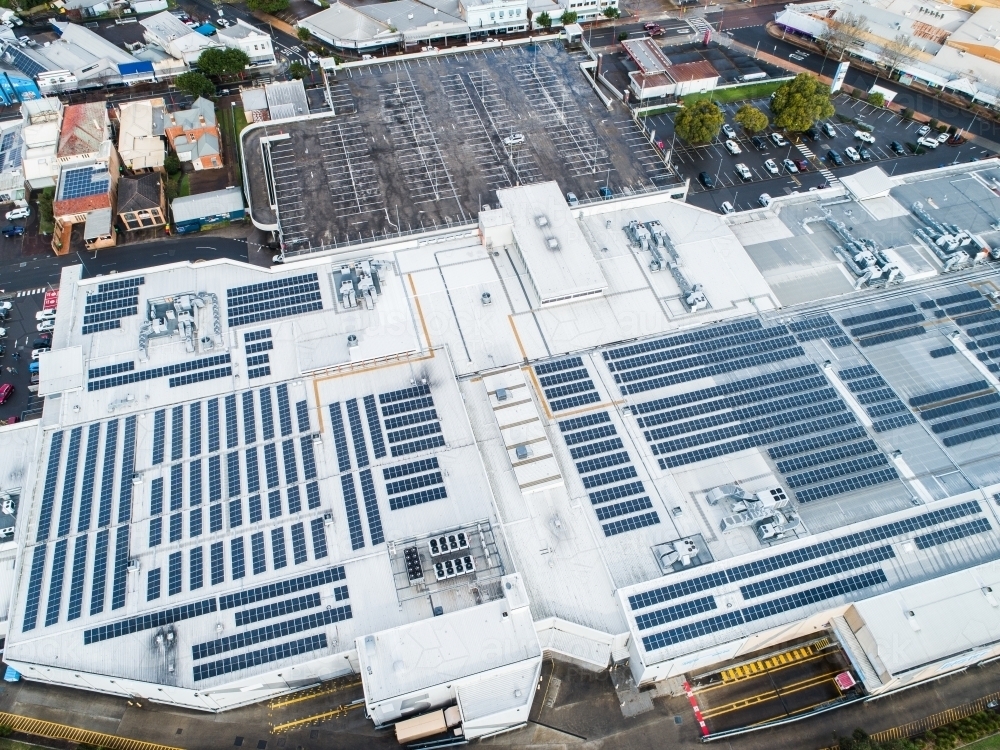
[6,166,1000,740]
[20,97,62,191]
[170,186,244,233]
[217,19,275,68]
[141,11,221,66]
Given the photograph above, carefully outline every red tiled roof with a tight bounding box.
[54,193,112,218]
[57,102,107,158]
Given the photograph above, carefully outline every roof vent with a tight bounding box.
[515,444,529,460]
[496,387,508,402]
[534,214,549,228]
[905,610,922,631]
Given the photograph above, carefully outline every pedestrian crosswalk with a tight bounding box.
[688,17,712,33]
[13,288,47,297]
[796,143,840,185]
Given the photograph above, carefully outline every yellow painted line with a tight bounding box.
[269,678,362,709]
[508,315,527,362]
[271,701,363,733]
[696,652,828,694]
[0,711,181,750]
[702,670,841,719]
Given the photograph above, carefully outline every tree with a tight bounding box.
[618,30,628,41]
[821,11,868,60]
[196,48,250,76]
[37,187,54,235]
[536,11,551,28]
[840,729,918,750]
[879,33,917,77]
[175,71,215,99]
[603,6,619,17]
[297,26,311,42]
[560,9,577,25]
[771,73,834,132]
[288,61,309,79]
[734,104,768,133]
[246,0,289,12]
[867,91,885,107]
[674,100,725,145]
[164,152,181,176]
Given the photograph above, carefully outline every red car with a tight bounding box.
[793,158,809,172]
[643,22,659,30]
[0,383,12,405]
[648,26,664,36]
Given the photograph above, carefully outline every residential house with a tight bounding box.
[164,97,222,170]
[141,11,221,66]
[239,87,269,123]
[116,98,165,171]
[217,19,275,67]
[117,172,165,231]
[20,97,62,190]
[51,101,120,254]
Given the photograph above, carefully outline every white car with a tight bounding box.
[724,139,742,155]
[764,159,779,175]
[735,163,752,181]
[0,301,10,311]
[566,192,579,207]
[36,319,54,332]
[758,193,772,208]
[917,124,932,137]
[35,310,55,321]
[307,51,320,65]
[721,201,735,214]
[844,146,861,162]
[722,123,736,139]
[770,132,788,147]
[937,131,950,143]
[503,133,525,146]
[918,137,939,149]
[5,206,28,221]
[854,130,876,144]
[782,158,798,173]
[0,326,6,337]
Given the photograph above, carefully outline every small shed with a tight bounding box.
[171,187,245,233]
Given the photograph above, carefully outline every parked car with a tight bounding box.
[566,192,579,207]
[724,139,742,155]
[0,326,7,337]
[722,123,736,139]
[0,301,10,311]
[822,122,837,138]
[917,124,932,137]
[782,158,798,173]
[735,163,752,181]
[890,141,906,155]
[698,171,716,189]
[827,150,844,166]
[751,135,767,150]
[793,158,809,172]
[918,137,940,149]
[854,130,876,144]
[598,186,613,200]
[36,319,54,332]
[758,193,772,208]
[763,159,779,175]
[2,225,23,238]
[5,206,28,221]
[0,383,12,405]
[721,201,735,214]
[503,133,525,146]
[770,132,788,147]
[32,339,50,349]
[859,147,873,161]
[844,146,861,162]
[647,26,664,36]
[35,310,55,321]
[937,131,950,143]
[806,125,821,141]
[28,361,38,374]
[643,21,659,30]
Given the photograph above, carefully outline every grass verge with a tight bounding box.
[680,79,788,106]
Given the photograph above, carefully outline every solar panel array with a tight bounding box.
[87,354,231,391]
[909,378,1000,448]
[937,289,1000,375]
[82,277,143,336]
[555,410,660,537]
[227,273,322,328]
[840,303,926,349]
[533,357,601,411]
[58,165,111,202]
[244,329,272,380]
[788,314,849,349]
[629,500,992,653]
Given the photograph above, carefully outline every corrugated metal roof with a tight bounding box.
[171,187,244,223]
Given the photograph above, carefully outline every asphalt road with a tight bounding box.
[729,25,1000,144]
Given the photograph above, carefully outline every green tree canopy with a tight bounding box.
[867,91,885,107]
[164,152,181,176]
[771,73,835,132]
[674,99,725,145]
[196,48,250,76]
[174,71,215,99]
[603,6,619,17]
[246,0,289,12]
[536,11,551,28]
[288,61,309,79]
[297,26,311,42]
[560,9,577,25]
[734,104,768,133]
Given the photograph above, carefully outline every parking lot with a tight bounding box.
[243,41,681,250]
[646,91,997,215]
[0,289,47,424]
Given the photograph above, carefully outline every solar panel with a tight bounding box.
[604,319,761,361]
[231,537,246,580]
[36,431,64,543]
[66,534,88,621]
[168,551,182,596]
[589,481,644,505]
[622,347,807,396]
[251,531,266,575]
[209,455,222,502]
[225,394,238,449]
[149,517,161,547]
[328,403,351,472]
[838,364,878,381]
[936,290,981,307]
[236,593,320,627]
[603,511,659,537]
[341,474,365,550]
[58,165,110,202]
[110,525,131,610]
[57,427,82,538]
[190,546,203,590]
[228,499,242,528]
[858,326,924,348]
[595,496,653,520]
[612,327,793,373]
[310,518,328,559]
[867,400,907,418]
[170,464,183,510]
[190,508,202,537]
[871,414,917,432]
[539,368,590,387]
[389,486,447,510]
[847,376,888,392]
[271,527,287,569]
[357,469,383,545]
[209,503,222,533]
[384,409,437,431]
[306,482,320,509]
[956,310,1000,327]
[147,568,161,601]
[380,383,432,404]
[583,466,638,489]
[263,444,279,489]
[634,595,717,631]
[390,435,446,457]
[534,356,584,375]
[615,336,798,384]
[287,485,301,515]
[850,313,924,338]
[544,379,595,400]
[930,407,1000,434]
[208,399,220,452]
[796,467,899,503]
[363,395,387,459]
[946,299,992,317]
[246,447,260,494]
[788,315,837,333]
[84,598,216,644]
[189,402,202,456]
[190,459,202,506]
[247,340,273,354]
[211,541,224,585]
[282,440,298,486]
[345,399,369,468]
[89,529,109,616]
[768,426,868,460]
[576,451,631,474]
[942,421,1000,446]
[244,329,272,342]
[570,437,624,459]
[842,305,916,327]
[170,513,182,542]
[381,396,434,417]
[276,384,292,437]
[247,366,271,380]
[559,412,611,432]
[552,392,602,411]
[45,538,67,626]
[260,388,275,440]
[249,494,262,524]
[192,632,329,682]
[930,346,957,358]
[776,440,879,474]
[915,517,992,549]
[387,422,441,444]
[242,392,257,445]
[854,388,898,406]
[910,381,990,407]
[290,523,307,565]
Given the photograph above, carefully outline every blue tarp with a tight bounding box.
[4,667,21,682]
[118,61,155,76]
[195,23,216,36]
